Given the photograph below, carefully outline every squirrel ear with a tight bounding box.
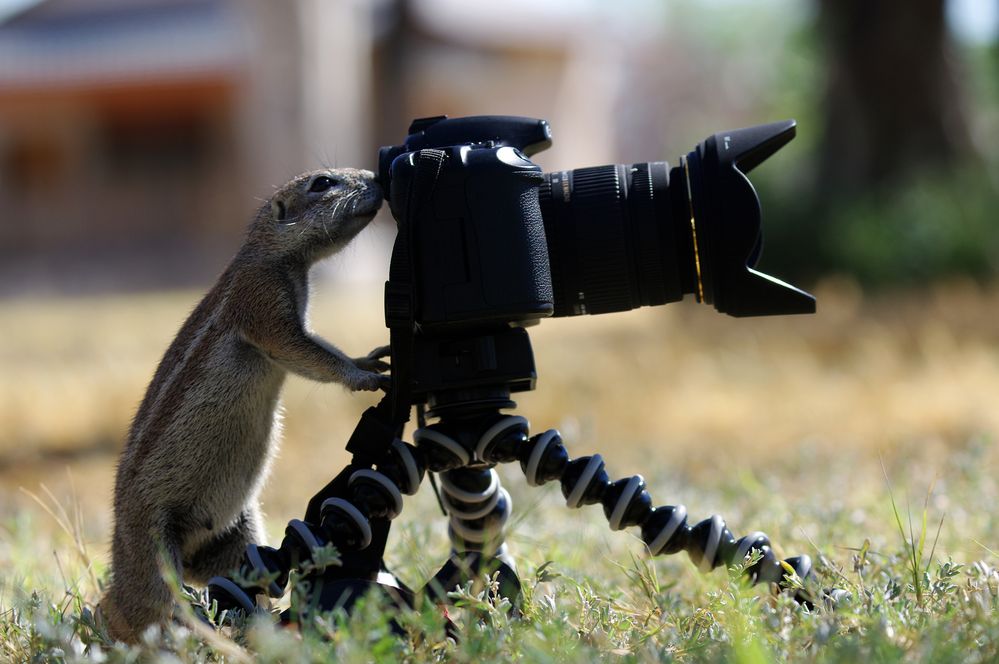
[272,199,287,222]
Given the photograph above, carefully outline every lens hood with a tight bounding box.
[688,120,815,317]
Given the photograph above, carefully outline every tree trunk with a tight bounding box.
[816,0,972,201]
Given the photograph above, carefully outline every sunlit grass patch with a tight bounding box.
[1,280,998,659]
[2,438,997,661]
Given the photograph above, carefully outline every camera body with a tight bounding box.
[380,116,557,332]
[378,115,815,411]
[383,137,554,330]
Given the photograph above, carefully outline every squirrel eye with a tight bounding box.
[308,176,337,193]
[272,199,287,221]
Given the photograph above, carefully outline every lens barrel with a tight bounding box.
[538,120,815,319]
[539,162,694,317]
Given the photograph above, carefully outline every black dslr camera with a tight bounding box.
[208,116,824,626]
[377,115,814,415]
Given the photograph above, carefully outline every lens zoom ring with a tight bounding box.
[630,164,667,307]
[568,166,635,314]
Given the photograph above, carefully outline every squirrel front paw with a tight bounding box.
[353,345,391,373]
[350,370,391,392]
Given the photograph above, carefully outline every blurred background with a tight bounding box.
[1,0,998,583]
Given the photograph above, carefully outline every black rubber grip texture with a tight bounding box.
[567,165,637,315]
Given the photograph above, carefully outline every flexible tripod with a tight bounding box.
[206,392,819,626]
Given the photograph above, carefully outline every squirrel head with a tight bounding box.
[247,168,382,264]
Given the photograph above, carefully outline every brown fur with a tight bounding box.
[100,168,388,641]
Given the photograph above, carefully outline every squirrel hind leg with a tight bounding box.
[102,523,184,642]
[183,507,264,585]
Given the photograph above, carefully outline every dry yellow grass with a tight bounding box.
[1,277,997,587]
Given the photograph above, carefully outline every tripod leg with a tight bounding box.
[207,440,427,615]
[409,414,532,606]
[420,465,520,606]
[421,550,521,610]
[439,466,512,555]
[477,425,827,606]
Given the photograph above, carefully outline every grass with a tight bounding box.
[1,278,998,661]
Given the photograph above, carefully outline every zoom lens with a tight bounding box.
[538,119,816,318]
[538,161,695,317]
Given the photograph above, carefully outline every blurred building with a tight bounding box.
[0,0,793,296]
[0,0,376,294]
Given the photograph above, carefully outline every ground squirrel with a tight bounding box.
[101,168,389,641]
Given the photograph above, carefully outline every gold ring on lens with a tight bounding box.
[681,155,705,302]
